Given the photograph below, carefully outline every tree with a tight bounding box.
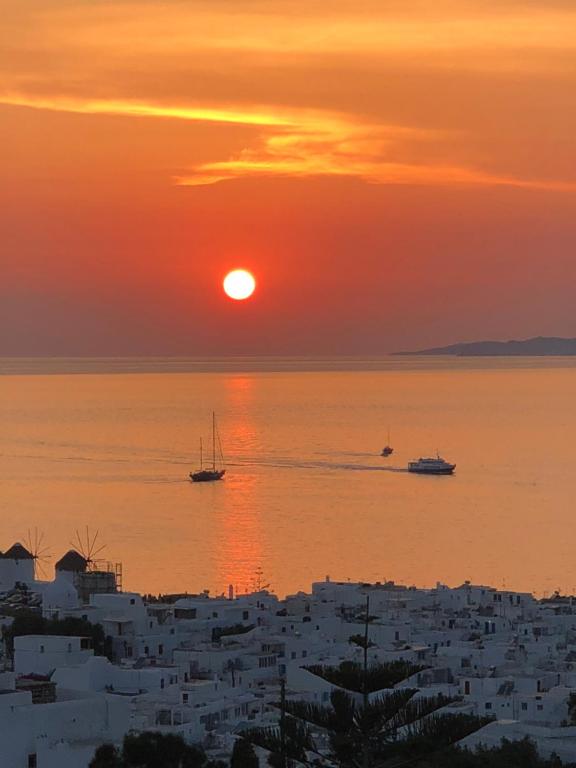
[2,611,114,660]
[244,597,489,767]
[90,732,217,768]
[89,744,123,768]
[230,738,259,768]
[413,737,571,767]
[122,732,208,768]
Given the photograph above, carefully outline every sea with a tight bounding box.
[2,355,576,599]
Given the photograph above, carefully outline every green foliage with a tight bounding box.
[90,733,215,768]
[413,738,572,767]
[2,612,114,660]
[348,634,376,650]
[230,738,259,768]
[285,689,469,766]
[244,685,492,768]
[304,659,427,693]
[89,744,123,768]
[212,624,255,643]
[243,715,315,765]
[123,732,208,768]
[379,712,494,765]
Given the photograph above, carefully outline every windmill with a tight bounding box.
[24,528,51,580]
[71,527,106,572]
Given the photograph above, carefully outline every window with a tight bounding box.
[537,704,543,711]
[183,693,189,703]
[243,611,249,620]
[40,645,44,654]
[485,702,492,710]
[130,598,135,605]
[212,612,218,618]
[67,643,72,653]
[464,681,470,695]
[159,644,164,655]
[145,646,149,656]
[521,703,528,711]
[28,755,37,768]
[161,679,165,689]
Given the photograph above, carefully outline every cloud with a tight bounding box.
[177,150,576,191]
[2,91,575,192]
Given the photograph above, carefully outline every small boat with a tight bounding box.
[381,428,394,457]
[408,455,455,475]
[190,412,226,483]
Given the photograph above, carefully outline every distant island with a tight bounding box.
[395,336,576,356]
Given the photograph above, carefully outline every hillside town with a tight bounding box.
[2,543,576,767]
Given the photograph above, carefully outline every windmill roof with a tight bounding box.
[55,550,88,572]
[3,543,34,560]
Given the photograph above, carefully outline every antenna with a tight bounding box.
[71,527,106,570]
[25,528,51,580]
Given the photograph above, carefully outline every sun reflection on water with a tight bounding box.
[213,376,266,596]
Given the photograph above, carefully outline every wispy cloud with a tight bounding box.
[0,93,289,128]
[2,92,575,192]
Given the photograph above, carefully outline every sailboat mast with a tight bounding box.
[200,437,203,469]
[212,411,216,471]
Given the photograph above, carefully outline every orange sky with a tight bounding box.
[2,0,576,355]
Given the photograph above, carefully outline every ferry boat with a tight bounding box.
[190,413,226,483]
[408,456,455,475]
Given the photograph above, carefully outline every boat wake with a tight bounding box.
[227,456,408,473]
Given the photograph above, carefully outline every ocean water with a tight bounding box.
[2,356,576,598]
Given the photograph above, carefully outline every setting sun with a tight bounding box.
[223,269,256,301]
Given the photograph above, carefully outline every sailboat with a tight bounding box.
[190,412,226,483]
[381,428,394,457]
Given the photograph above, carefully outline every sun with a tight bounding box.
[223,269,256,301]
